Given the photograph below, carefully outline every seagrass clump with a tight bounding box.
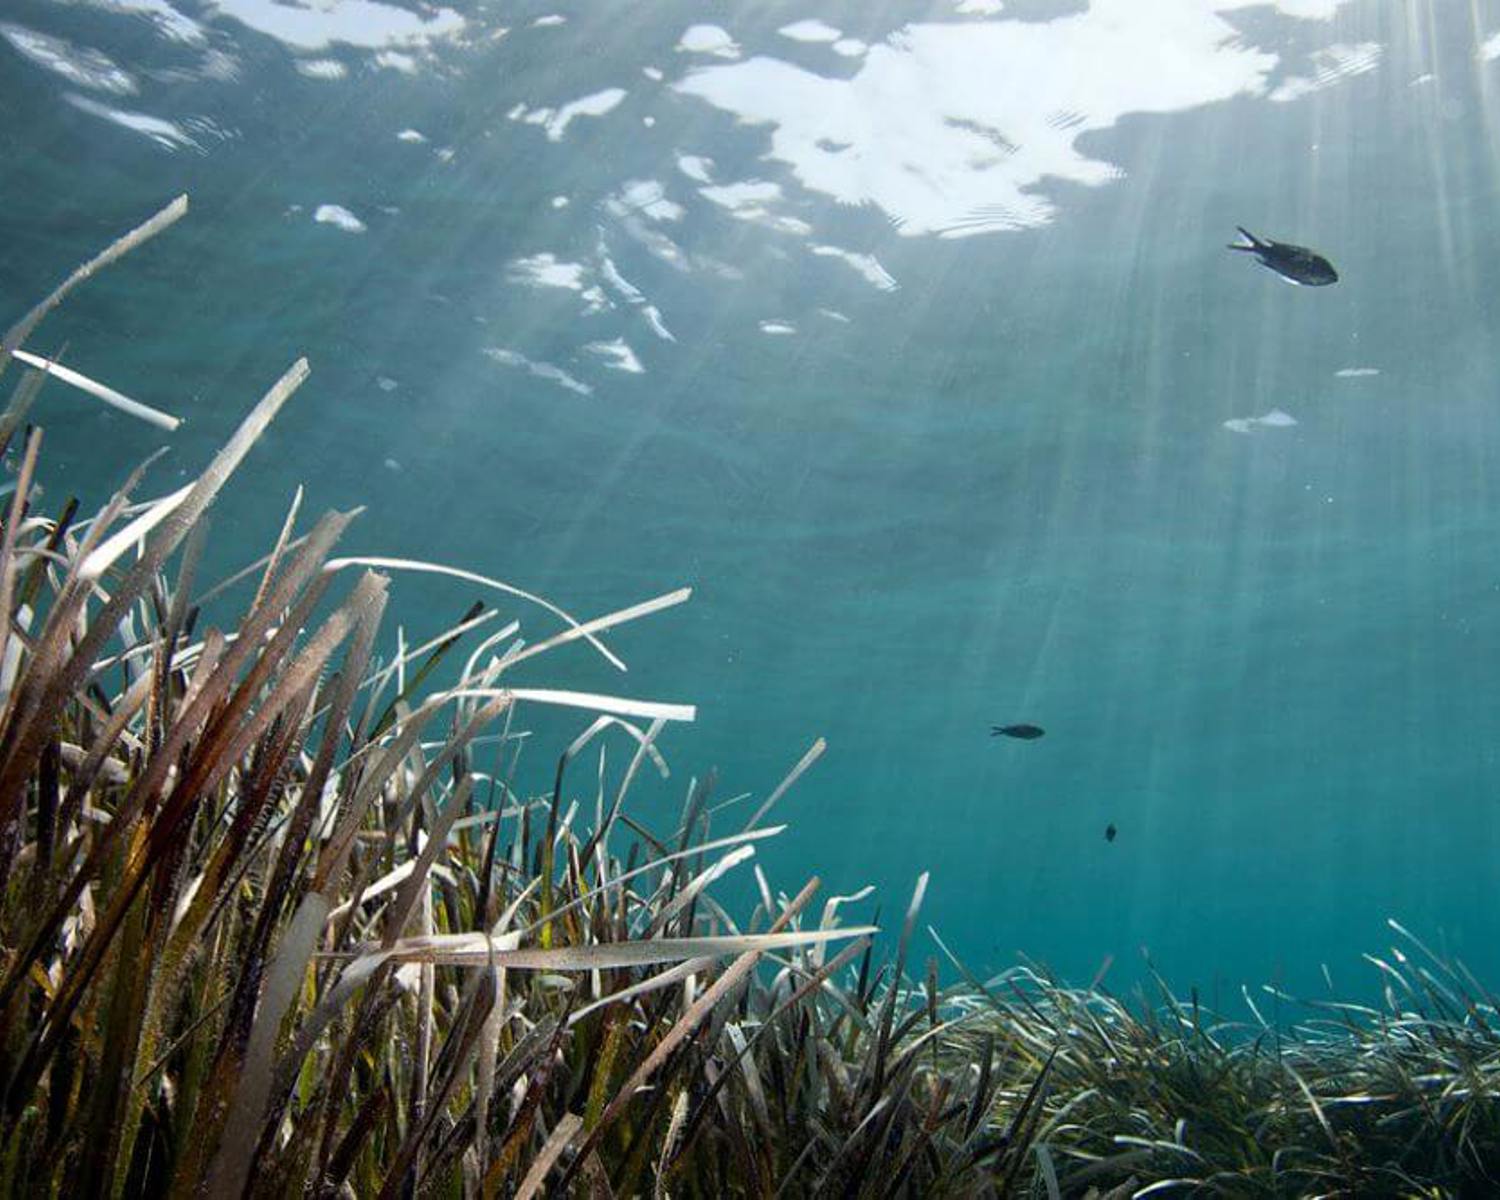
[0,200,1030,1199]
[926,926,1500,1195]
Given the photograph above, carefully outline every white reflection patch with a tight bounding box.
[507,253,608,313]
[810,244,898,291]
[202,0,463,54]
[314,204,366,232]
[677,154,714,182]
[64,92,198,149]
[617,179,684,222]
[676,0,1366,239]
[376,50,417,73]
[509,253,589,291]
[586,339,646,373]
[296,58,346,80]
[699,180,787,228]
[1223,409,1297,434]
[779,20,841,44]
[677,24,739,59]
[512,88,627,141]
[483,349,593,396]
[1,24,137,95]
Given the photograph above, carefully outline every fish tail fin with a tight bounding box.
[1227,226,1262,251]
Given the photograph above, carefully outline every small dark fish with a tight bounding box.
[1105,823,1117,843]
[991,723,1044,740]
[1228,227,1338,286]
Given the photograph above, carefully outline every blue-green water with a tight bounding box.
[4,0,1500,999]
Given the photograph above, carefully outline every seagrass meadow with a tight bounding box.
[4,200,1500,1200]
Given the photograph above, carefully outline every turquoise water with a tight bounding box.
[4,0,1500,999]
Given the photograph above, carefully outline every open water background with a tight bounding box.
[4,0,1500,1001]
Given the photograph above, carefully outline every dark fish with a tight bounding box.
[1105,823,1117,843]
[991,723,1044,740]
[1228,227,1337,286]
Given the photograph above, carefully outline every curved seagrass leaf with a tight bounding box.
[325,554,638,673]
[9,349,180,430]
[2,196,187,361]
[348,925,877,971]
[452,686,694,724]
[646,843,756,938]
[498,586,692,676]
[79,484,193,582]
[567,955,718,1027]
[744,736,825,832]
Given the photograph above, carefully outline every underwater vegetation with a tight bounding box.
[3,203,1500,1199]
